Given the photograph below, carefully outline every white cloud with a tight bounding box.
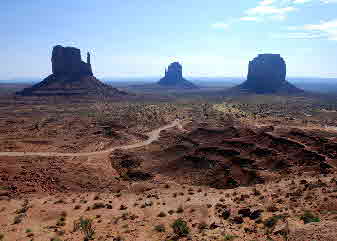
[290,0,337,3]
[260,0,275,5]
[279,19,337,40]
[271,32,324,38]
[320,0,337,3]
[292,0,312,4]
[240,16,261,21]
[241,0,297,22]
[213,0,337,31]
[240,0,337,23]
[211,22,230,30]
[303,19,337,40]
[246,5,296,15]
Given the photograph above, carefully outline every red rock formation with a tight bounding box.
[18,45,126,96]
[158,62,198,89]
[233,54,303,94]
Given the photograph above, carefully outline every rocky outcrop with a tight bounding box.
[158,62,198,89]
[233,54,303,94]
[51,45,93,77]
[18,45,126,96]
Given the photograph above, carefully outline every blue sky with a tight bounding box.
[1,0,337,80]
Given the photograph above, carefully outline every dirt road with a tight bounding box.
[0,120,180,157]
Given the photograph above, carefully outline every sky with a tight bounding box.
[1,0,337,80]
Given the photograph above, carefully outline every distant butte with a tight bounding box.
[158,62,198,89]
[232,54,303,94]
[18,45,127,96]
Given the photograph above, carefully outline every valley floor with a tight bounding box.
[1,92,337,241]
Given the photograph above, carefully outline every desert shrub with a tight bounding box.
[93,102,182,132]
[176,206,184,213]
[56,219,65,227]
[13,214,25,224]
[158,211,167,217]
[0,234,4,240]
[154,224,166,232]
[264,215,283,229]
[224,234,238,240]
[198,222,208,231]
[50,238,62,241]
[74,217,95,241]
[267,204,279,213]
[54,199,66,204]
[120,205,128,210]
[15,206,29,214]
[172,218,190,237]
[227,178,239,187]
[300,211,320,224]
[92,202,105,209]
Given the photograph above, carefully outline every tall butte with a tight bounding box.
[18,45,126,96]
[158,62,198,89]
[233,54,303,94]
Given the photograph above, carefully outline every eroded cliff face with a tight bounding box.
[247,54,286,89]
[51,45,93,77]
[158,62,198,89]
[235,54,303,94]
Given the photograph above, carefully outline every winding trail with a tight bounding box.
[0,119,180,157]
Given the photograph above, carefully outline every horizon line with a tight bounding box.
[2,75,337,82]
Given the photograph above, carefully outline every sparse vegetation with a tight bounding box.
[1,84,337,241]
[73,217,95,241]
[50,237,62,241]
[172,218,190,237]
[92,202,105,209]
[154,224,166,232]
[176,206,184,213]
[158,211,167,217]
[13,213,25,224]
[223,234,238,240]
[264,215,283,229]
[54,199,66,204]
[300,211,320,224]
